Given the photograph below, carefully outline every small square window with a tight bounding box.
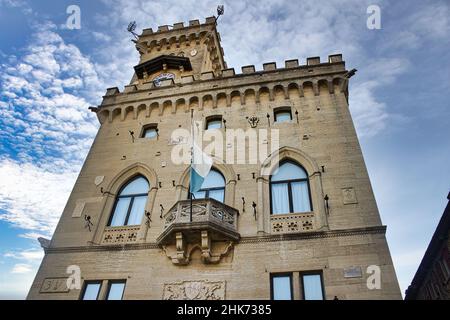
[274,109,292,123]
[81,281,102,300]
[206,116,222,130]
[142,126,158,139]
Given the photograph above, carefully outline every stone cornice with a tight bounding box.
[44,225,386,255]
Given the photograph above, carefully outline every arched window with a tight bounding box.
[270,161,312,214]
[190,169,225,202]
[108,176,149,226]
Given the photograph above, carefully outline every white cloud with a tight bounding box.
[0,159,78,235]
[11,263,33,274]
[409,2,450,40]
[4,249,45,261]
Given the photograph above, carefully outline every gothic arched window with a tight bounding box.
[108,176,149,226]
[190,169,225,203]
[270,161,312,214]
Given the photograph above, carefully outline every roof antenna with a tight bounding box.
[215,5,225,23]
[127,21,139,39]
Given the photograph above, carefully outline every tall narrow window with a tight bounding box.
[108,176,149,227]
[190,169,225,203]
[270,161,312,214]
[81,281,102,300]
[301,273,324,300]
[271,274,293,300]
[106,281,126,300]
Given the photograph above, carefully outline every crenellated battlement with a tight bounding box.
[95,53,350,124]
[140,17,217,37]
[106,54,344,95]
[132,16,226,80]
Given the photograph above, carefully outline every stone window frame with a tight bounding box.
[269,270,326,300]
[79,280,102,300]
[269,160,313,215]
[175,159,237,208]
[140,123,159,139]
[270,272,294,300]
[273,106,293,123]
[79,279,127,300]
[300,271,326,300]
[257,147,328,234]
[93,163,159,244]
[205,115,224,130]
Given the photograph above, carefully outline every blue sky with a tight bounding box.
[0,0,449,299]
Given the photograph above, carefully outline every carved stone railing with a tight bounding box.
[157,199,240,265]
[270,212,315,234]
[101,225,140,244]
[162,198,238,233]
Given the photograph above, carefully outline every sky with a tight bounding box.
[0,0,449,299]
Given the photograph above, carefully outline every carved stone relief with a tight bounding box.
[163,280,226,300]
[342,187,358,205]
[40,278,70,293]
[94,175,105,186]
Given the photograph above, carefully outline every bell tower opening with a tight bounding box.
[130,17,227,86]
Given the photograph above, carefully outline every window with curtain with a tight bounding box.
[274,108,292,123]
[271,274,293,300]
[81,281,102,300]
[270,161,312,214]
[108,176,149,227]
[302,273,324,300]
[190,169,225,203]
[106,280,126,300]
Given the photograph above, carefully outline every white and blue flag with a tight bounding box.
[189,121,212,193]
[190,141,212,193]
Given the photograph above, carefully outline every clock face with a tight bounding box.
[152,73,175,87]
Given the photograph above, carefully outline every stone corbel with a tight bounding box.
[174,232,189,265]
[201,230,212,262]
[162,235,234,266]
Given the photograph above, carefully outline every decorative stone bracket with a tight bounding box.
[162,231,234,265]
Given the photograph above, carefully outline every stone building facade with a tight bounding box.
[405,193,450,300]
[27,17,401,300]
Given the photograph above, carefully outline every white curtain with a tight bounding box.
[127,196,147,225]
[110,198,131,226]
[291,181,311,212]
[271,183,290,214]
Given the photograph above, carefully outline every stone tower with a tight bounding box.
[28,17,401,300]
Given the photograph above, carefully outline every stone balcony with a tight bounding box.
[156,198,240,265]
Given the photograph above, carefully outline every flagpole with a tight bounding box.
[190,109,194,223]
